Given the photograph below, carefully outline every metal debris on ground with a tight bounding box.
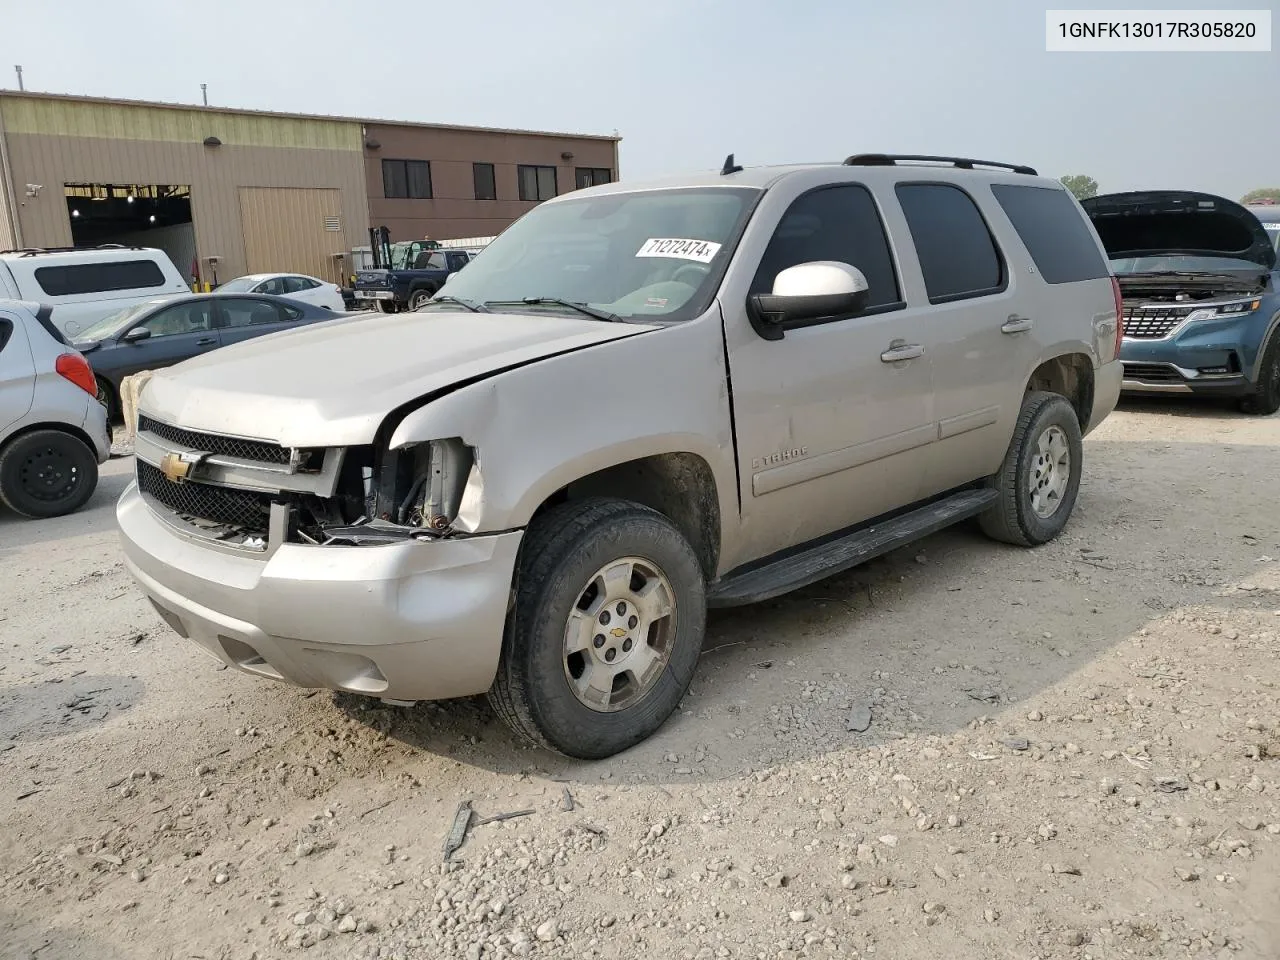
[1000,736,1031,751]
[560,788,575,812]
[474,809,535,826]
[442,801,473,861]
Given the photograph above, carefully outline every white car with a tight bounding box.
[217,274,345,312]
[0,246,191,338]
[1,299,111,518]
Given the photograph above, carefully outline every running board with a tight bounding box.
[707,488,998,608]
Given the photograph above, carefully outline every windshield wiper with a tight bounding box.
[1125,270,1255,282]
[422,295,490,313]
[485,297,621,323]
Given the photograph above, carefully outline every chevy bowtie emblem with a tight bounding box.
[160,451,205,483]
[610,627,627,638]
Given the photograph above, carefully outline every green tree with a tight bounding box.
[1240,187,1280,204]
[1059,175,1099,201]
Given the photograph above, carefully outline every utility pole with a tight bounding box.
[200,83,208,107]
[14,66,23,91]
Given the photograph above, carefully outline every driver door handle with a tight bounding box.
[1001,315,1033,334]
[195,337,217,346]
[880,342,924,363]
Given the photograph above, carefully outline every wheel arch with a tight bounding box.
[1248,305,1280,381]
[526,451,723,582]
[1,420,99,458]
[1025,351,1095,431]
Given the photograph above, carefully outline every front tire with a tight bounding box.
[487,498,706,759]
[0,429,99,519]
[980,391,1083,547]
[1239,337,1280,416]
[408,288,436,311]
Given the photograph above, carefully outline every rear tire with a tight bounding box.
[1238,336,1280,416]
[0,429,99,519]
[980,391,1083,547]
[487,498,706,759]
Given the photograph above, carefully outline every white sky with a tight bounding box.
[2,0,1277,198]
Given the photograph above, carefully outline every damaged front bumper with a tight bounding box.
[117,480,522,701]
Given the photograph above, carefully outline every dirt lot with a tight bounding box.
[2,402,1278,960]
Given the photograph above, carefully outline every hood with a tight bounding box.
[138,310,658,447]
[1082,191,1276,270]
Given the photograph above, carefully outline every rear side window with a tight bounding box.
[896,183,1005,303]
[0,318,12,352]
[991,184,1108,284]
[221,299,290,327]
[751,184,902,310]
[414,252,448,270]
[34,260,167,297]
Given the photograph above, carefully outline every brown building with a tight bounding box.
[364,121,619,242]
[0,91,620,285]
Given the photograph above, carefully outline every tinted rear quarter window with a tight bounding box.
[34,260,167,297]
[0,318,12,353]
[991,184,1108,283]
[896,183,1005,303]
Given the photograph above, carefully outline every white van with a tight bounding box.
[0,246,190,338]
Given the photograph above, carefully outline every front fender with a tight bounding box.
[387,312,739,542]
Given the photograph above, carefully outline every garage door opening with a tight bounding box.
[65,184,197,285]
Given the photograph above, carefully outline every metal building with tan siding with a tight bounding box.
[0,91,622,287]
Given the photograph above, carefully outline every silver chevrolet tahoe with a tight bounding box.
[117,154,1122,759]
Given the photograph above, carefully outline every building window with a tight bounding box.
[382,159,432,199]
[575,167,612,190]
[518,165,557,202]
[473,163,496,201]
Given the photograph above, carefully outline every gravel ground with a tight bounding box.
[2,401,1278,960]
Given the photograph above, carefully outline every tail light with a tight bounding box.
[1110,275,1124,356]
[56,351,97,397]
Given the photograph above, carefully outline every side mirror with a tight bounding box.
[749,261,870,341]
[122,326,152,343]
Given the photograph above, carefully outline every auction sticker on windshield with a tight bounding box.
[636,238,722,263]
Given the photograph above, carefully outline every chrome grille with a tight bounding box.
[1121,305,1193,340]
[138,416,290,465]
[137,460,273,533]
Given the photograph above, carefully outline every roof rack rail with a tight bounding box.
[0,244,153,257]
[843,154,1038,176]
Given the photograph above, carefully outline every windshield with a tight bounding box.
[1262,222,1280,254]
[434,187,760,322]
[1109,255,1266,275]
[217,277,260,293]
[74,301,158,341]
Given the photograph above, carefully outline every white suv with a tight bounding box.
[0,246,190,338]
[0,300,110,518]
